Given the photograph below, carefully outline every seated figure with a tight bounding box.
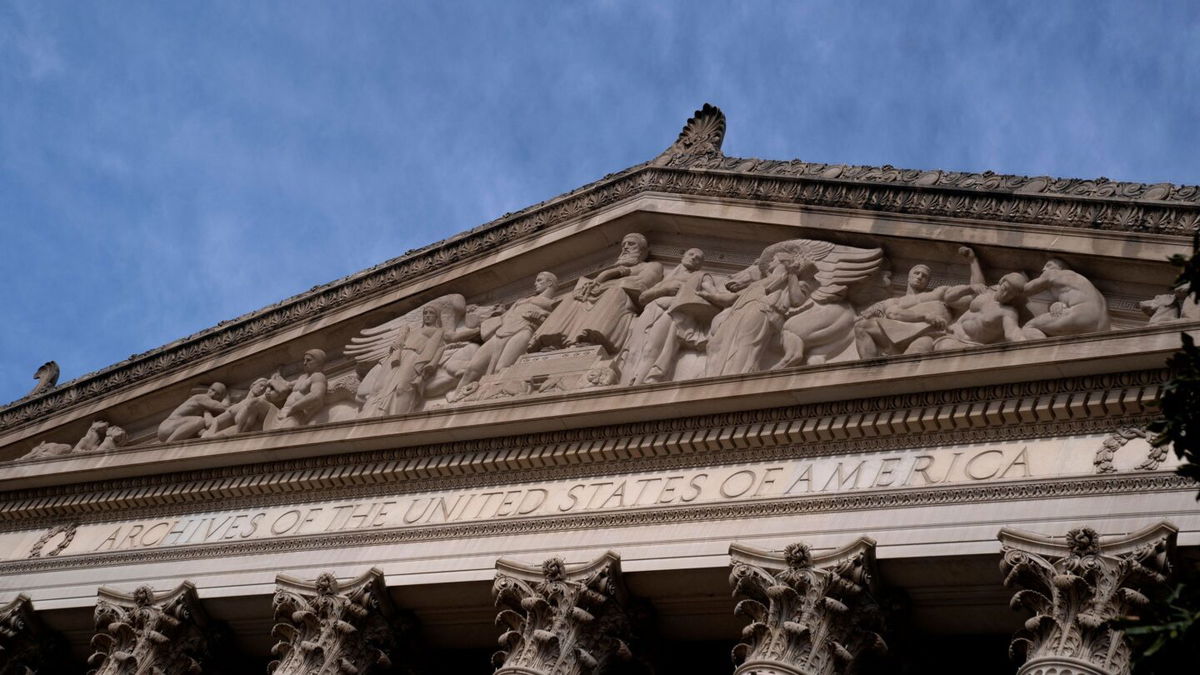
[1020,258,1110,339]
[529,233,663,355]
[855,265,955,357]
[623,248,718,385]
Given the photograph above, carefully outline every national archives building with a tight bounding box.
[0,105,1197,675]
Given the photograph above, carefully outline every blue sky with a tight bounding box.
[1,1,1198,404]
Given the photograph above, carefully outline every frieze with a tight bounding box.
[0,472,1188,575]
[2,104,1195,436]
[0,370,1163,528]
[0,435,1180,566]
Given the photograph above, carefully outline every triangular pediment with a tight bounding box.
[2,104,1197,484]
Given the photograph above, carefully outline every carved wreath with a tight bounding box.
[27,522,77,558]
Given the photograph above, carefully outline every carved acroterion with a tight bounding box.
[88,582,227,675]
[728,538,886,675]
[653,103,726,167]
[999,522,1177,675]
[492,551,642,675]
[23,361,59,400]
[269,569,409,675]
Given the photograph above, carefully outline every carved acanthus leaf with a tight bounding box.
[728,538,886,675]
[999,522,1177,675]
[492,551,643,675]
[269,568,411,675]
[87,582,227,675]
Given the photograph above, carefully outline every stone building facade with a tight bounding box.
[0,105,1196,674]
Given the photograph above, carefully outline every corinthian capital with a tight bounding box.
[999,522,1177,675]
[492,551,642,675]
[269,568,410,675]
[88,582,226,675]
[1,595,69,675]
[728,538,886,675]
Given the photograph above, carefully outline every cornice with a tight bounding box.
[4,102,1198,437]
[0,369,1165,528]
[0,472,1190,575]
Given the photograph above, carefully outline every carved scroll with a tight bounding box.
[728,538,886,675]
[999,522,1177,675]
[88,582,227,675]
[0,594,70,675]
[492,551,642,675]
[269,569,409,675]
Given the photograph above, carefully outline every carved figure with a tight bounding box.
[358,306,445,418]
[23,419,123,460]
[200,378,275,439]
[1140,283,1200,324]
[700,251,813,377]
[24,361,59,399]
[932,247,1030,351]
[156,382,229,442]
[622,248,718,385]
[1021,258,1110,339]
[529,232,664,355]
[274,350,328,429]
[450,271,559,401]
[855,265,956,357]
[347,294,480,403]
[768,239,885,366]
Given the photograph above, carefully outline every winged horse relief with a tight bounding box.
[701,239,884,377]
[765,239,885,367]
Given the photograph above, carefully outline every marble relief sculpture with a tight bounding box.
[200,378,275,438]
[1140,283,1200,324]
[22,419,128,459]
[1021,258,1110,338]
[529,232,664,355]
[622,248,718,385]
[449,271,559,401]
[931,247,1031,351]
[358,305,445,419]
[275,349,329,429]
[156,382,229,442]
[48,229,1151,452]
[855,265,953,357]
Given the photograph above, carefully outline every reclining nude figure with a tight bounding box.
[932,247,1030,351]
[157,383,228,442]
[449,271,559,401]
[200,378,275,438]
[1020,258,1110,339]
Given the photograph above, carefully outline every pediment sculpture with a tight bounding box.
[14,225,1188,456]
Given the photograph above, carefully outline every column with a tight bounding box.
[269,568,410,675]
[0,594,70,674]
[88,581,226,674]
[492,551,642,675]
[728,537,886,675]
[999,522,1177,675]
